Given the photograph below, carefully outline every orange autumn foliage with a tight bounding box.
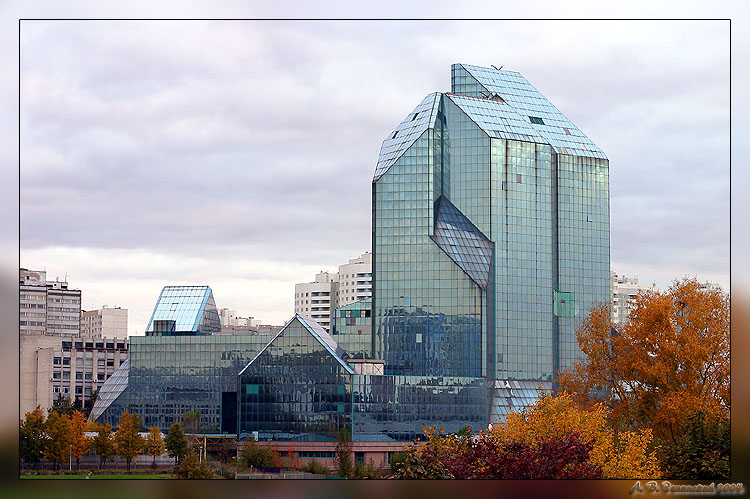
[559,278,729,445]
[491,392,661,478]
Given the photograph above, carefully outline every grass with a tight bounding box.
[21,473,175,479]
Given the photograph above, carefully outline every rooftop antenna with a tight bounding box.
[491,65,503,70]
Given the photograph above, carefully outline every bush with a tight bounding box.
[301,459,330,476]
[240,439,279,469]
[174,451,217,479]
[354,460,378,479]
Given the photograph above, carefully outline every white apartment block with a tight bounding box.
[20,333,129,417]
[20,268,81,336]
[338,252,373,306]
[81,306,128,339]
[610,270,657,326]
[294,271,339,331]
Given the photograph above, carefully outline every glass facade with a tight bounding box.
[94,285,269,432]
[238,315,355,442]
[95,334,271,432]
[331,298,372,359]
[145,285,221,335]
[372,64,610,422]
[237,314,488,443]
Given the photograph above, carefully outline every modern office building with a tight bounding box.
[371,63,609,414]
[234,64,609,454]
[294,272,339,331]
[92,285,272,432]
[81,306,128,339]
[337,252,373,306]
[20,268,81,336]
[20,333,128,417]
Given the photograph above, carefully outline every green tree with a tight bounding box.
[165,422,189,465]
[70,410,91,470]
[334,430,353,478]
[49,393,74,417]
[182,410,201,434]
[19,406,47,468]
[143,427,166,469]
[44,411,72,471]
[174,450,216,479]
[91,423,115,470]
[240,437,279,469]
[660,411,730,479]
[114,410,144,471]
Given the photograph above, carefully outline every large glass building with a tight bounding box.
[372,63,609,414]
[93,286,271,432]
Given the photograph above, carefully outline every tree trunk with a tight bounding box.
[153,455,157,469]
[126,458,131,471]
[76,457,80,471]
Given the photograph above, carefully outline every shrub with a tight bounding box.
[302,459,330,476]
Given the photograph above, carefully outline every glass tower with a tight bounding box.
[372,64,609,417]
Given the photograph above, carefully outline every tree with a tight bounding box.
[334,430,353,478]
[174,450,216,479]
[143,427,166,469]
[69,410,91,470]
[165,422,189,465]
[44,411,72,471]
[182,410,201,434]
[20,406,47,468]
[114,410,144,471]
[560,278,730,447]
[660,410,730,479]
[240,437,279,469]
[496,392,661,479]
[91,423,115,470]
[393,425,603,479]
[50,393,74,417]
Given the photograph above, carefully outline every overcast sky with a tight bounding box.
[16,17,732,334]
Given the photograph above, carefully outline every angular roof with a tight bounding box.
[373,92,440,181]
[454,63,607,159]
[145,285,221,334]
[238,314,354,376]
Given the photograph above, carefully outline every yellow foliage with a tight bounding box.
[491,392,661,479]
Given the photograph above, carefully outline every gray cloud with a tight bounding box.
[18,19,731,328]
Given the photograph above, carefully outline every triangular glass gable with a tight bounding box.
[238,315,353,442]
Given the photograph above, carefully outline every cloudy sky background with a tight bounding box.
[15,17,732,334]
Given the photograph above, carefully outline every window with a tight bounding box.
[516,174,522,183]
[392,131,398,139]
[529,116,544,125]
[411,113,418,121]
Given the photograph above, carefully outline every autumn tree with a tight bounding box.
[69,410,91,470]
[44,411,72,471]
[143,427,166,469]
[165,422,189,465]
[91,423,115,470]
[115,410,144,471]
[559,278,729,448]
[19,406,47,468]
[393,425,603,479]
